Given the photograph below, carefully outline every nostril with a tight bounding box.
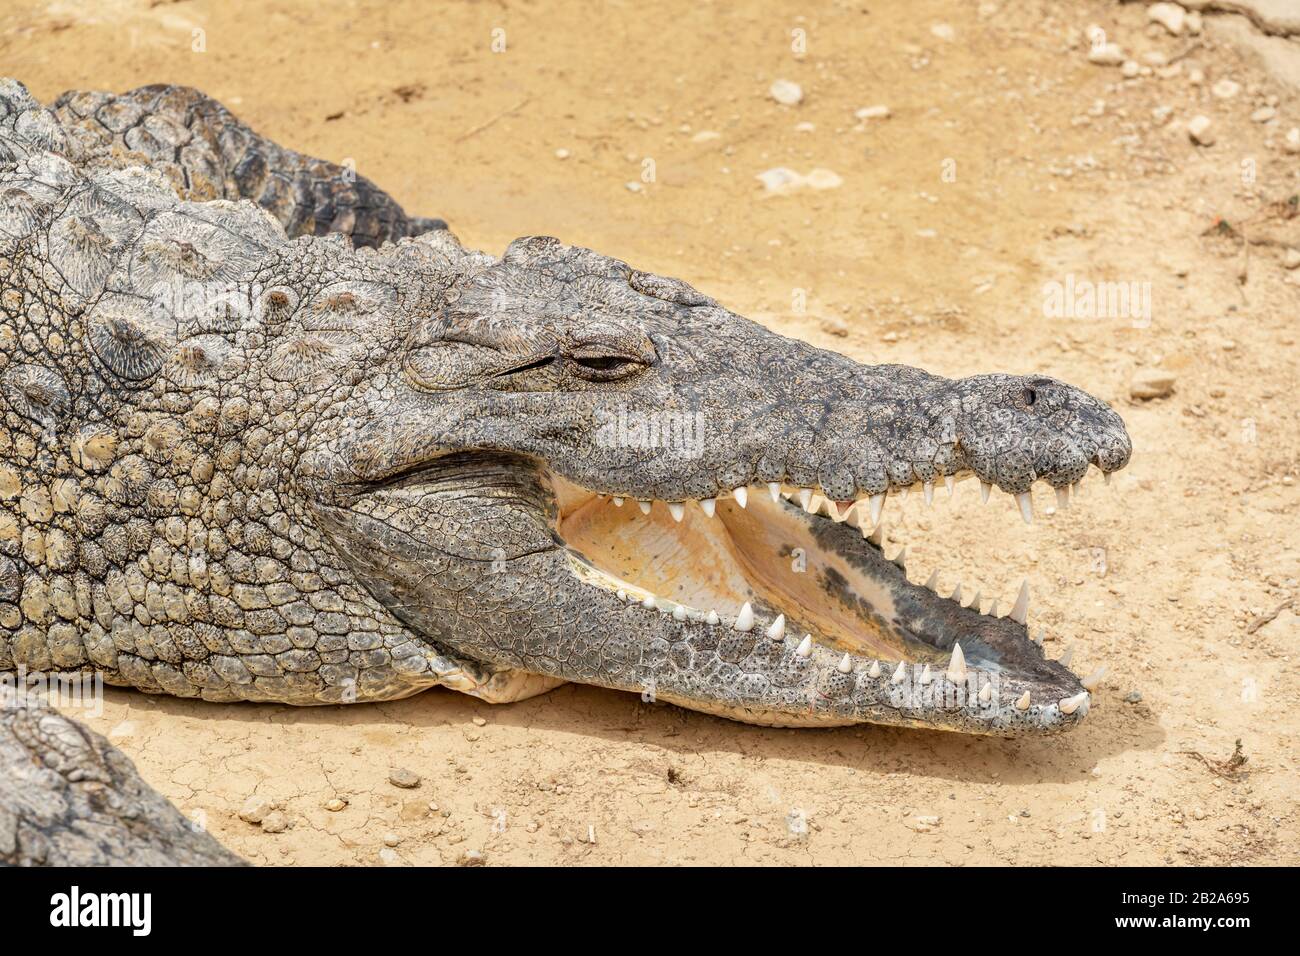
[1023,387,1037,406]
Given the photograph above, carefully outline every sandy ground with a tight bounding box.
[3,0,1298,866]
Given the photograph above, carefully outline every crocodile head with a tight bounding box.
[309,235,1131,734]
[0,78,1131,757]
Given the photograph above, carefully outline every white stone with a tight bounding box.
[1148,2,1187,36]
[1211,79,1241,99]
[691,130,720,142]
[855,104,891,120]
[1087,43,1125,66]
[1130,368,1176,400]
[1187,114,1215,146]
[1122,60,1141,78]
[1283,248,1300,270]
[931,23,955,41]
[755,167,841,195]
[1250,106,1277,123]
[769,79,803,106]
[1284,128,1300,154]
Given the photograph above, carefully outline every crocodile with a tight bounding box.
[1,79,1130,861]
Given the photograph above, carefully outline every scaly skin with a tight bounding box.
[0,685,244,865]
[0,70,1133,798]
[50,82,444,246]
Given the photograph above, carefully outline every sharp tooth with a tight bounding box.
[837,653,853,674]
[795,634,813,658]
[899,485,910,501]
[944,475,955,497]
[950,581,963,604]
[733,486,748,509]
[1015,691,1031,711]
[798,488,813,510]
[946,642,967,684]
[891,661,907,684]
[1058,646,1074,668]
[868,493,885,527]
[1081,665,1107,691]
[868,660,882,678]
[826,499,844,522]
[980,481,992,504]
[616,589,627,600]
[613,497,625,507]
[699,497,716,517]
[1072,480,1083,498]
[1016,491,1033,524]
[1054,486,1070,510]
[867,525,883,546]
[978,682,992,704]
[734,602,754,631]
[892,546,907,569]
[1010,580,1030,625]
[638,500,652,514]
[668,501,685,522]
[765,614,786,641]
[967,589,981,611]
[768,481,781,502]
[672,605,687,621]
[1059,692,1088,715]
[924,569,940,592]
[1103,471,1112,486]
[806,493,825,514]
[923,481,934,505]
[988,599,1000,618]
[705,609,720,625]
[641,595,656,609]
[1032,629,1044,647]
[919,663,932,684]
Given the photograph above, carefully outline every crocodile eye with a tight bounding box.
[566,345,648,382]
[574,355,630,373]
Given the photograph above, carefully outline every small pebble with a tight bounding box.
[1250,106,1277,123]
[325,798,347,812]
[472,716,487,727]
[1130,368,1176,400]
[388,768,421,789]
[383,832,402,847]
[1087,44,1125,67]
[1187,115,1215,146]
[1124,690,1144,704]
[1283,248,1300,270]
[1121,60,1140,79]
[238,794,274,824]
[855,104,890,120]
[1284,128,1300,154]
[260,810,288,834]
[554,148,570,160]
[1211,79,1240,99]
[458,849,486,867]
[1148,2,1186,35]
[769,79,803,106]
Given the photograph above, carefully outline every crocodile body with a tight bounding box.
[0,78,1131,863]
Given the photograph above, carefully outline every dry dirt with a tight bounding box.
[3,0,1298,866]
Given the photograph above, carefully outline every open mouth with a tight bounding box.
[554,473,1105,732]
